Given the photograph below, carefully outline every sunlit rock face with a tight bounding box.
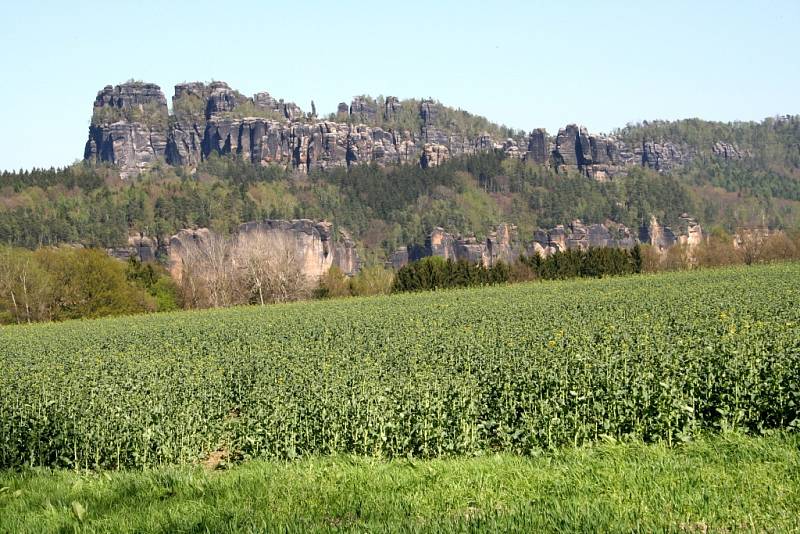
[166,220,359,282]
[85,81,750,179]
[389,218,703,268]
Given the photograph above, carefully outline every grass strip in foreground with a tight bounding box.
[1,433,798,533]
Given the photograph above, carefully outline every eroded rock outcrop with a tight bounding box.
[85,80,753,179]
[420,143,450,168]
[637,214,704,252]
[641,141,694,172]
[167,219,359,282]
[391,223,521,268]
[85,122,168,178]
[392,217,702,268]
[547,125,633,180]
[527,128,549,164]
[237,219,359,278]
[712,141,747,160]
[84,83,169,178]
[532,220,639,256]
[107,234,165,262]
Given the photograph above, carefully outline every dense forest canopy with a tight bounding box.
[616,116,800,198]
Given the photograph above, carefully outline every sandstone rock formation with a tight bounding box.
[712,141,747,160]
[420,143,450,168]
[167,219,359,282]
[531,220,639,256]
[636,215,702,252]
[526,128,549,164]
[85,122,168,178]
[641,141,694,172]
[349,96,378,124]
[549,125,643,180]
[85,80,752,179]
[107,234,164,262]
[92,83,168,109]
[391,223,521,268]
[84,83,169,178]
[236,219,359,278]
[391,217,703,268]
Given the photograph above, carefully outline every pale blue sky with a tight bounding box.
[1,0,798,171]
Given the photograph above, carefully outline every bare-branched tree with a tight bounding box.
[0,247,52,323]
[734,228,769,266]
[234,231,311,305]
[177,233,242,308]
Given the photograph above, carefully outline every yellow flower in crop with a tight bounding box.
[548,340,556,348]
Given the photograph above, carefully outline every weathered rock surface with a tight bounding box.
[237,219,359,278]
[532,220,639,255]
[205,82,244,116]
[85,80,753,179]
[384,96,402,121]
[92,83,168,110]
[553,124,582,167]
[254,91,302,120]
[107,233,165,262]
[548,124,633,180]
[350,97,378,124]
[641,141,694,172]
[638,214,703,252]
[420,143,450,168]
[167,219,359,282]
[673,213,704,248]
[527,128,549,164]
[85,122,168,178]
[392,217,703,268]
[391,223,520,268]
[712,141,747,160]
[84,82,169,178]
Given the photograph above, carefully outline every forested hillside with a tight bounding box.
[3,113,800,263]
[616,116,800,199]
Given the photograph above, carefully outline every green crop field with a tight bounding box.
[1,263,800,532]
[1,263,798,470]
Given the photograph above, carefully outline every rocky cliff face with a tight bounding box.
[85,81,751,179]
[107,233,166,262]
[390,223,521,268]
[531,220,640,256]
[636,214,704,252]
[235,219,359,278]
[105,218,359,282]
[166,219,359,282]
[84,83,170,178]
[391,217,703,268]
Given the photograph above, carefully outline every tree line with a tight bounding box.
[0,247,179,324]
[2,229,799,325]
[391,247,642,292]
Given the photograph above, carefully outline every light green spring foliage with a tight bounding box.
[317,266,395,299]
[0,434,798,533]
[90,101,169,129]
[0,264,798,470]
